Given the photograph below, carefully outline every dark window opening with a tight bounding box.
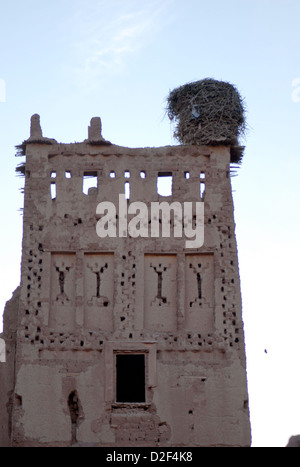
[116,354,146,403]
[68,390,81,445]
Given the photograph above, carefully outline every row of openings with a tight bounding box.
[50,171,205,200]
[157,172,205,199]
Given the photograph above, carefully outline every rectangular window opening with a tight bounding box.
[124,170,130,178]
[200,182,205,200]
[50,182,56,200]
[116,354,146,403]
[125,181,130,200]
[65,171,72,179]
[157,172,173,196]
[110,171,116,178]
[50,171,57,179]
[83,171,98,195]
[185,171,190,179]
[140,171,146,179]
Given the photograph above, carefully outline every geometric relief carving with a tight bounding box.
[50,253,76,331]
[84,253,114,331]
[150,263,169,306]
[185,254,214,333]
[55,262,74,305]
[87,261,109,306]
[144,254,177,332]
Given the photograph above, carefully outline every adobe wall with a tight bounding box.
[2,116,251,446]
[0,287,19,446]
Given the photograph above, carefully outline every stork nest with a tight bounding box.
[166,78,246,147]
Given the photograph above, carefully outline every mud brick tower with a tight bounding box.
[0,111,251,447]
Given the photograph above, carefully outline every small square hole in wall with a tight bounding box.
[110,171,116,178]
[140,171,146,179]
[116,354,146,403]
[124,171,130,178]
[65,171,72,179]
[50,171,57,179]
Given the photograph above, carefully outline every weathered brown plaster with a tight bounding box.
[0,116,251,447]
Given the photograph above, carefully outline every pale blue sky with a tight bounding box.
[1,0,300,447]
